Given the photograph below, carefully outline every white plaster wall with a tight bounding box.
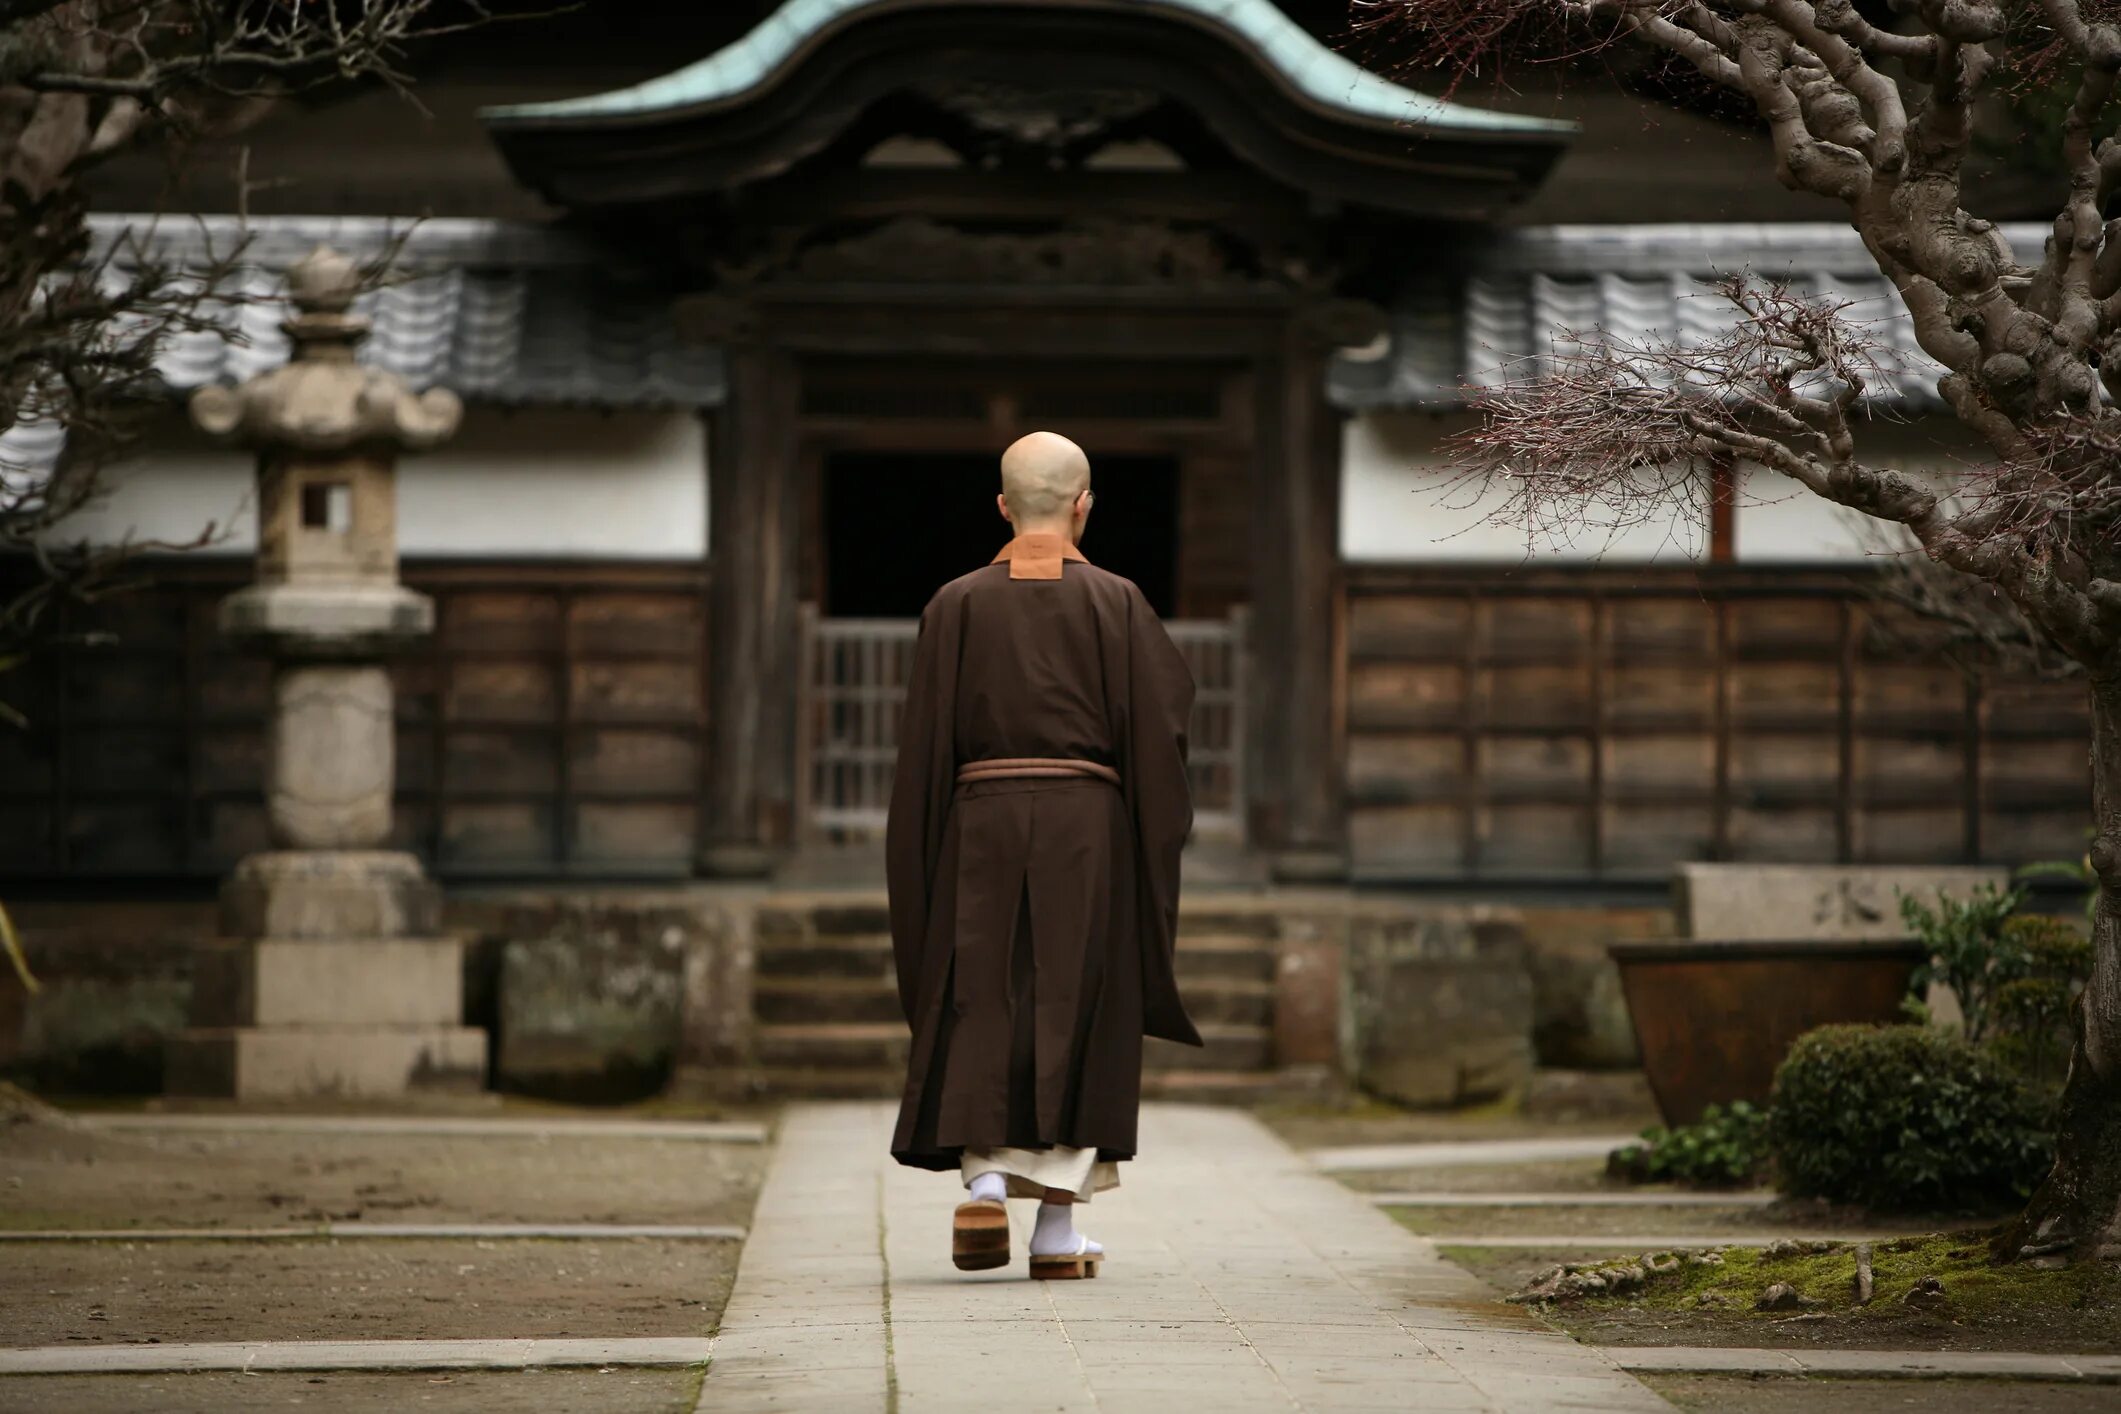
[1339,411,1705,562]
[63,407,709,558]
[1733,417,1981,563]
[1341,409,1983,566]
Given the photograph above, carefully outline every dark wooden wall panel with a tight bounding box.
[1,559,708,882]
[1345,565,2093,883]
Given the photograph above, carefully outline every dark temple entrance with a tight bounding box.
[822,451,1180,618]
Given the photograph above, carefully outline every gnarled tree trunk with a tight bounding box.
[1999,676,2121,1264]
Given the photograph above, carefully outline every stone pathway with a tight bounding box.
[699,1102,1670,1413]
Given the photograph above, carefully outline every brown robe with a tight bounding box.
[888,531,1201,1173]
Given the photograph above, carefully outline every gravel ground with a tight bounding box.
[0,1369,702,1413]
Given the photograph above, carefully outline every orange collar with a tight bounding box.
[991,532,1088,581]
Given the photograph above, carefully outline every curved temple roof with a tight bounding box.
[483,0,1571,139]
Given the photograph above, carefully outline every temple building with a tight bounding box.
[0,0,2090,1098]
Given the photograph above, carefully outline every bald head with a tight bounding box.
[999,431,1090,532]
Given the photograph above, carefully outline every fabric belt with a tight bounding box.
[955,757,1121,787]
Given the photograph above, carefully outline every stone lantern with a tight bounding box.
[164,247,487,1098]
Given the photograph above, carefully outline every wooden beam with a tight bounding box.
[1250,317,1349,880]
[700,341,803,877]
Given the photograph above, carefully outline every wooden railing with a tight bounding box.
[796,605,1247,839]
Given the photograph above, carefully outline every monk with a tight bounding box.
[886,429,1200,1281]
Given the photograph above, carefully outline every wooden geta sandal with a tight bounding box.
[952,1198,1010,1271]
[1028,1235,1102,1280]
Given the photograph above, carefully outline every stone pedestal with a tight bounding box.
[163,245,482,1100]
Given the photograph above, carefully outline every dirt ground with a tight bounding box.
[0,1099,763,1362]
[1,1238,737,1346]
[0,1121,764,1231]
[1643,1376,2115,1412]
[0,1369,702,1414]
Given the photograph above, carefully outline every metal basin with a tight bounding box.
[1608,938,1925,1127]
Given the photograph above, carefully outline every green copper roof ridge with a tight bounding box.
[481,0,1575,138]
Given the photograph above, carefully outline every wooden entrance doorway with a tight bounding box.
[794,358,1250,621]
[792,359,1251,845]
[820,450,1181,618]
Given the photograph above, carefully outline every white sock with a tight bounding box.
[967,1172,1007,1204]
[1031,1200,1102,1257]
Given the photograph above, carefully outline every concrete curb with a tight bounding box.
[1309,1135,1635,1172]
[1612,1347,2121,1382]
[0,1337,715,1375]
[81,1114,768,1142]
[1368,1191,1778,1208]
[0,1223,746,1243]
[1429,1233,1913,1249]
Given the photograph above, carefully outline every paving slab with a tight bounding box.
[1310,1136,1635,1173]
[697,1102,1670,1412]
[1613,1347,2121,1382]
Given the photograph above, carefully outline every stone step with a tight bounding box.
[756,935,1273,982]
[1145,1024,1272,1073]
[1143,1064,1342,1106]
[753,975,1273,1028]
[755,978,904,1025]
[1171,938,1277,983]
[754,1021,1274,1074]
[756,1022,909,1071]
[755,938,895,981]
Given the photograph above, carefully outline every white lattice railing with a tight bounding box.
[797,605,1247,838]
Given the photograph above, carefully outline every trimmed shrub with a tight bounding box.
[1768,1024,2052,1212]
[1609,1101,1771,1188]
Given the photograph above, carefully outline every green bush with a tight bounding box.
[1608,1100,1770,1188]
[1768,1024,2053,1212]
[1900,884,2093,1093]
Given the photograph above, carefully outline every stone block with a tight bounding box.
[1518,905,1674,1070]
[1272,914,1343,1070]
[188,938,464,1028]
[0,906,204,1093]
[487,898,698,1100]
[268,663,395,848]
[220,851,441,940]
[218,581,433,655]
[1675,863,2011,942]
[1345,907,1535,1109]
[165,1025,485,1099]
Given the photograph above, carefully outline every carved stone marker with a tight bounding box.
[165,247,486,1098]
[1674,862,2010,941]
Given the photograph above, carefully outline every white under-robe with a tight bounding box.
[960,1144,1119,1201]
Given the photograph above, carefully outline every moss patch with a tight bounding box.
[1462,1231,2121,1353]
